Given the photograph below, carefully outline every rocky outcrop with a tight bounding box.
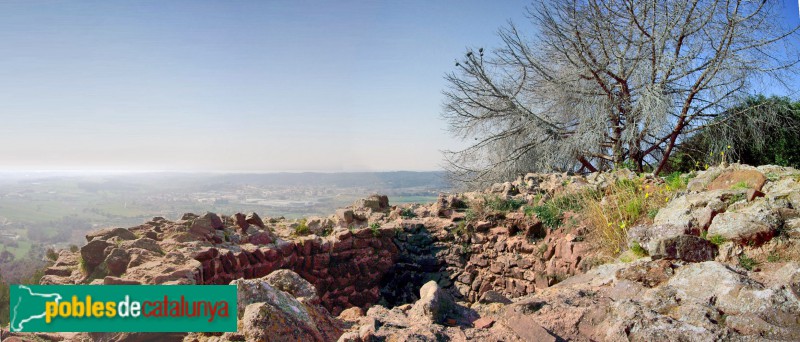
[228,271,344,341]
[34,164,800,342]
[80,239,112,271]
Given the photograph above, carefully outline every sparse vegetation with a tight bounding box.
[369,222,381,237]
[730,181,750,190]
[46,248,59,261]
[400,208,417,219]
[647,208,659,220]
[453,221,471,238]
[708,235,726,246]
[664,172,690,190]
[527,192,586,230]
[537,243,548,256]
[583,177,674,255]
[294,218,310,236]
[728,193,746,204]
[738,254,758,271]
[485,196,526,213]
[79,255,87,272]
[630,241,648,257]
[767,251,781,263]
[530,204,562,230]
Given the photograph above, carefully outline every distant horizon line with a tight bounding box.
[0,169,447,175]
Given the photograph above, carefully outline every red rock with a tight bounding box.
[249,231,273,245]
[706,169,767,191]
[503,312,557,342]
[236,252,250,267]
[473,317,495,329]
[231,212,249,231]
[263,248,280,262]
[44,267,73,277]
[103,276,141,285]
[747,188,765,201]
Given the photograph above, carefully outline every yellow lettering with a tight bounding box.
[106,301,116,318]
[92,301,104,317]
[58,302,71,317]
[45,301,58,323]
[86,295,92,317]
[71,296,84,317]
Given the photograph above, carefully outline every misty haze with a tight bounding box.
[2,1,800,341]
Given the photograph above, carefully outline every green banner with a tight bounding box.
[9,285,237,332]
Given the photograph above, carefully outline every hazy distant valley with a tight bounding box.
[0,171,448,281]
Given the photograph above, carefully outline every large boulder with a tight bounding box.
[232,277,342,342]
[650,235,718,262]
[336,209,355,225]
[408,280,454,324]
[85,227,137,242]
[189,212,224,235]
[653,196,696,229]
[666,261,776,315]
[103,248,131,276]
[231,213,249,231]
[80,239,112,271]
[241,301,341,342]
[248,231,274,245]
[354,195,389,212]
[706,169,767,191]
[707,212,774,244]
[627,224,688,255]
[246,212,265,228]
[263,270,319,304]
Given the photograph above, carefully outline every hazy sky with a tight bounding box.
[1,1,798,172]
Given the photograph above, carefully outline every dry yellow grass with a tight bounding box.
[582,176,683,255]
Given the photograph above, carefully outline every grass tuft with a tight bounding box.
[738,254,758,271]
[707,234,725,246]
[294,218,310,236]
[630,241,648,257]
[730,181,750,190]
[485,196,526,212]
[584,177,674,255]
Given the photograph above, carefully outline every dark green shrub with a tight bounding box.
[671,95,800,172]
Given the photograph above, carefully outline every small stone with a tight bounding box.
[473,317,495,329]
[746,189,765,201]
[478,290,512,305]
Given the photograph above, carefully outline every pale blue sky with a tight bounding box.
[0,1,798,172]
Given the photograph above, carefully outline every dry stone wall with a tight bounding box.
[192,227,399,315]
[379,215,594,306]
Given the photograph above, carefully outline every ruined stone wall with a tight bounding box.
[192,227,399,315]
[191,215,594,313]
[380,216,594,305]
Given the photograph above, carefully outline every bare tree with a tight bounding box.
[443,0,800,186]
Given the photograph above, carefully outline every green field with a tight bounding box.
[1,239,32,259]
[0,200,84,223]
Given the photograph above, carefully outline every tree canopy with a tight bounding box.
[443,0,800,186]
[672,95,800,170]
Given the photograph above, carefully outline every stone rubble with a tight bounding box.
[17,163,800,341]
